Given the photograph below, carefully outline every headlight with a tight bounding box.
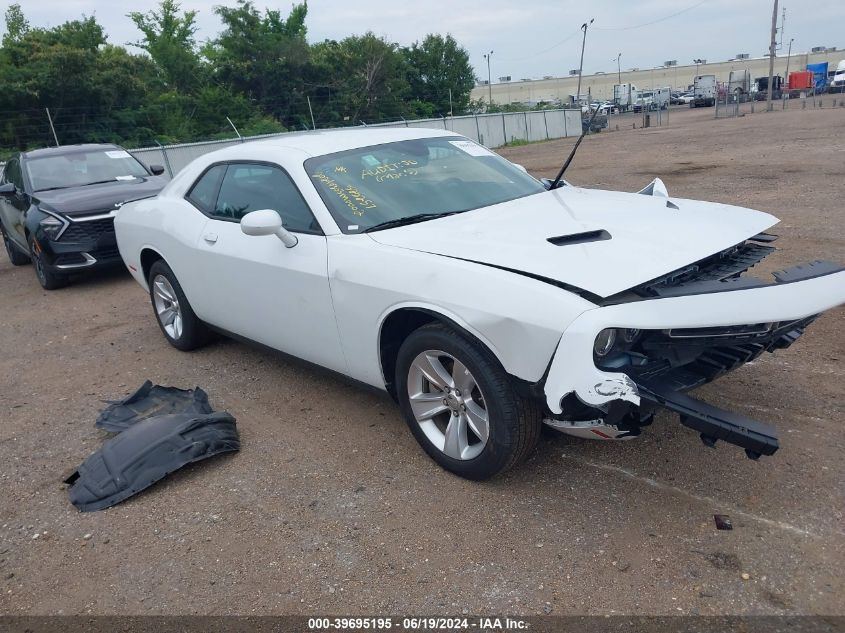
[39,215,66,240]
[593,328,617,357]
[622,328,640,343]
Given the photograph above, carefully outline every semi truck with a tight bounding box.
[691,74,716,107]
[806,62,828,93]
[613,83,638,112]
[830,60,845,92]
[728,69,751,98]
[754,75,783,101]
[785,70,814,97]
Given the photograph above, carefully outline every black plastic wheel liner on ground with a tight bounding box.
[95,380,214,433]
[65,411,240,513]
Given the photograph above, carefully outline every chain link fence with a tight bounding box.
[126,109,582,177]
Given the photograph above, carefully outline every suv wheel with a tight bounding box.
[148,259,209,351]
[395,323,542,480]
[1,225,30,266]
[28,237,67,290]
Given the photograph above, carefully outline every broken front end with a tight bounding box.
[543,235,845,459]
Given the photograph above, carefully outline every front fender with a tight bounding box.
[329,236,596,390]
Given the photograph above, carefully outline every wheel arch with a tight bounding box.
[140,247,166,285]
[377,305,508,401]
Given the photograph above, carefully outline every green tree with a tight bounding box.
[128,0,202,93]
[2,3,28,43]
[312,33,411,125]
[206,1,309,122]
[404,34,475,116]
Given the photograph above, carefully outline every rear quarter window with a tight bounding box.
[186,164,227,213]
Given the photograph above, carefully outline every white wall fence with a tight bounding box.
[128,109,582,177]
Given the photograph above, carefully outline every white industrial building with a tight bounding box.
[471,48,844,105]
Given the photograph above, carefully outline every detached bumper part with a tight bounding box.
[636,379,778,459]
[66,411,239,512]
[95,380,213,433]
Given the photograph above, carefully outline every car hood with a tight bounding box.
[33,176,167,217]
[367,186,778,299]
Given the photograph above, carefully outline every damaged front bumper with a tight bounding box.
[544,261,845,457]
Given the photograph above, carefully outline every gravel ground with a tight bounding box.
[0,105,843,616]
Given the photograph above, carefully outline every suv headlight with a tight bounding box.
[39,215,66,240]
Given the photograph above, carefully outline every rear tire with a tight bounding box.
[148,259,209,351]
[28,237,68,290]
[1,224,30,266]
[395,322,542,480]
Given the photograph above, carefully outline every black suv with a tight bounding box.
[0,144,167,289]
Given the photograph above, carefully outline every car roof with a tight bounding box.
[21,144,122,160]
[240,126,459,158]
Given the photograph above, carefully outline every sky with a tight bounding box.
[5,0,845,81]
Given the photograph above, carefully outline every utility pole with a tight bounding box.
[483,51,493,106]
[766,0,779,112]
[784,38,794,83]
[575,19,594,109]
[614,53,622,84]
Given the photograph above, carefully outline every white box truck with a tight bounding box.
[692,74,716,107]
[654,87,671,109]
[613,83,638,112]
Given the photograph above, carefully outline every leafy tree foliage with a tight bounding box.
[0,0,478,158]
[405,34,476,116]
[128,0,202,93]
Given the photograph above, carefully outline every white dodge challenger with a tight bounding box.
[115,127,845,479]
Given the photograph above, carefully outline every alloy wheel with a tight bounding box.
[152,274,183,340]
[406,349,490,460]
[30,243,46,285]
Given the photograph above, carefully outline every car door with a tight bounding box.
[189,161,348,374]
[0,158,29,248]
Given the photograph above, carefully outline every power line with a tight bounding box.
[593,0,708,31]
[493,28,582,62]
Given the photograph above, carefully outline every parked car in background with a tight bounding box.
[115,127,845,479]
[677,92,696,104]
[0,144,167,289]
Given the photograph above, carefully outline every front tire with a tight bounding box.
[28,237,67,290]
[1,225,30,266]
[148,260,209,351]
[395,323,542,480]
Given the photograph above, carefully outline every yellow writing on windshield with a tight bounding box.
[311,172,376,217]
[361,159,418,183]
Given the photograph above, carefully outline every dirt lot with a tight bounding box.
[1,105,843,616]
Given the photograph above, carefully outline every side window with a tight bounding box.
[186,164,226,213]
[213,163,320,234]
[4,159,23,190]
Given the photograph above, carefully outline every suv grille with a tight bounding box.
[61,217,115,242]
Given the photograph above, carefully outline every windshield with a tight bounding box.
[304,137,545,233]
[26,149,149,192]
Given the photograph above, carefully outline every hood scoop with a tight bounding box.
[547,229,611,246]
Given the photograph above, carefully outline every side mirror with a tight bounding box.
[149,165,166,176]
[513,164,528,174]
[240,209,298,248]
[0,183,16,196]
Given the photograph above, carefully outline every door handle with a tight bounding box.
[203,232,218,244]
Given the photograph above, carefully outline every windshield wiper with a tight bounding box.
[363,211,462,233]
[34,185,72,192]
[79,179,130,187]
